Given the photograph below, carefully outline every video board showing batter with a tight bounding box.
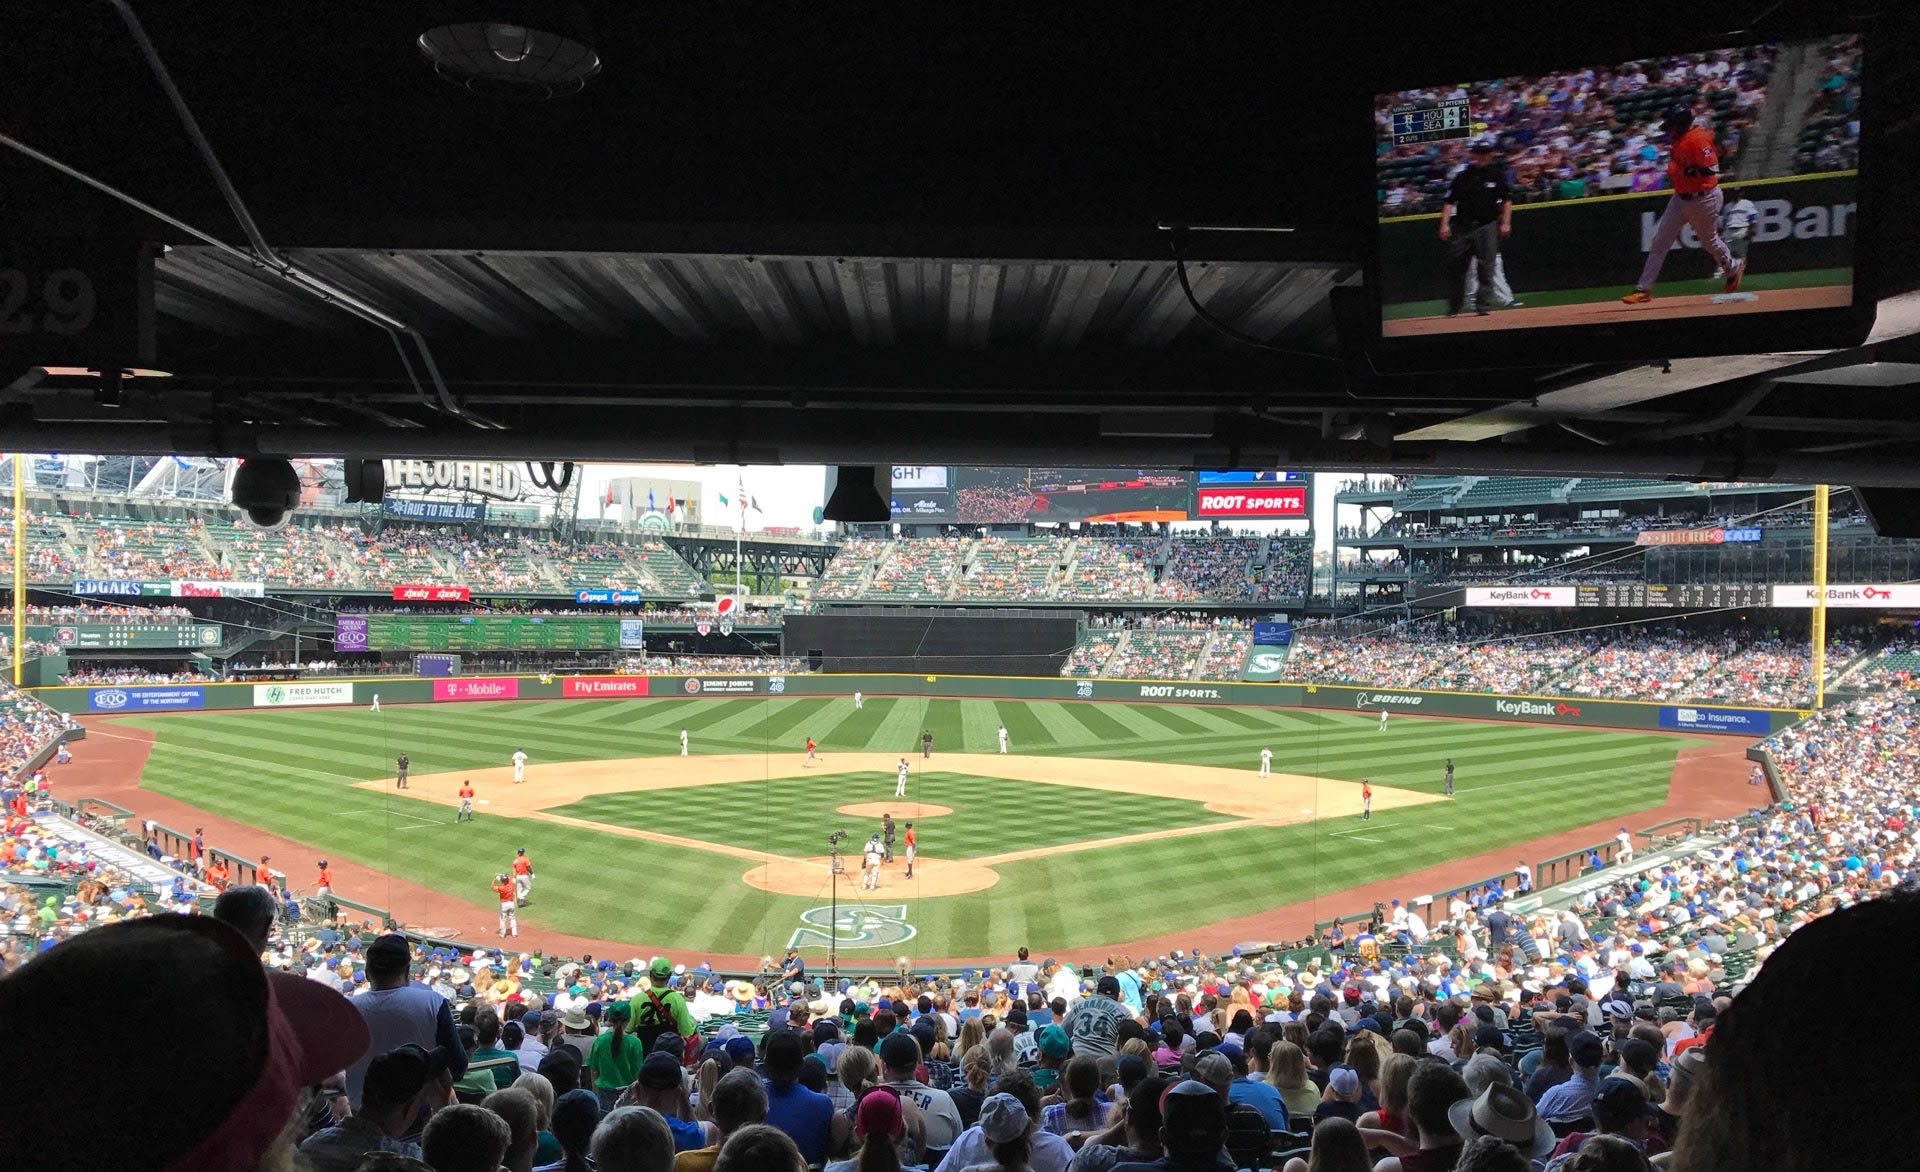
[1376,33,1859,336]
[954,467,1192,523]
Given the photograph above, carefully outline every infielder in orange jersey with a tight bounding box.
[457,781,475,823]
[1623,102,1744,303]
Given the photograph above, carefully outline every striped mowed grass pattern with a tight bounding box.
[120,696,1685,958]
[555,772,1237,859]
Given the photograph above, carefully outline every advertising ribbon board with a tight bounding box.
[562,676,652,698]
[252,681,355,707]
[88,685,204,712]
[433,677,521,701]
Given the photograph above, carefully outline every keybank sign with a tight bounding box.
[1644,198,1855,252]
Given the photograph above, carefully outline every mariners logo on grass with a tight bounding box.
[788,904,916,950]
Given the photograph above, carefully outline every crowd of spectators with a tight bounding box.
[866,537,966,600]
[0,603,193,622]
[1795,34,1863,173]
[1057,540,1159,602]
[614,655,813,676]
[1378,44,1778,217]
[1162,538,1258,602]
[1104,631,1209,681]
[1199,631,1252,681]
[1281,622,1874,706]
[0,683,64,779]
[956,538,1068,601]
[1059,633,1121,678]
[1255,541,1313,602]
[59,667,215,685]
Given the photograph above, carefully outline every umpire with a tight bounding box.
[1439,138,1512,316]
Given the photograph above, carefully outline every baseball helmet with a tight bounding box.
[317,860,328,868]
[1660,102,1694,129]
[497,873,509,882]
[517,848,526,855]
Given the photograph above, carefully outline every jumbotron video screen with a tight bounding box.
[1375,34,1859,335]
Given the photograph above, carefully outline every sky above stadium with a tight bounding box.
[574,464,1341,550]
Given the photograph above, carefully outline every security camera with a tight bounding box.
[231,458,302,531]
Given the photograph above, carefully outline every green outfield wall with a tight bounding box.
[36,671,1806,736]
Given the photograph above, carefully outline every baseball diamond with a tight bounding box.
[83,692,1719,961]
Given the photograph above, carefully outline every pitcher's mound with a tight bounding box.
[837,801,954,819]
[742,855,999,897]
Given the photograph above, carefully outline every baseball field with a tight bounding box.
[88,694,1714,962]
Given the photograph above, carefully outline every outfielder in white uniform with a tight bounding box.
[1615,827,1635,864]
[680,727,689,756]
[1259,747,1272,777]
[997,725,1009,754]
[1379,709,1389,732]
[511,748,528,783]
[862,838,883,889]
[854,691,864,710]
[370,693,380,713]
[895,758,909,798]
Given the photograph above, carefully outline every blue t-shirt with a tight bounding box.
[763,1079,834,1164]
[664,1115,706,1152]
[1229,1076,1291,1131]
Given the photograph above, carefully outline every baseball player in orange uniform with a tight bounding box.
[511,848,534,904]
[457,781,475,822]
[1623,103,1744,303]
[804,737,818,767]
[1361,781,1373,821]
[903,822,917,878]
[493,874,518,937]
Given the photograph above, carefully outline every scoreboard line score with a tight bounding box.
[1389,100,1470,146]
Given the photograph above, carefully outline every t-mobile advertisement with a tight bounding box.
[334,616,369,651]
[433,677,520,701]
[562,676,652,698]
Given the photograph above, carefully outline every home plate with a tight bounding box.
[1710,292,1758,303]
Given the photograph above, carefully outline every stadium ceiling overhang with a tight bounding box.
[1,2,1917,484]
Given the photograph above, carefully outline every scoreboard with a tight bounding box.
[359,615,643,651]
[1389,101,1470,145]
[1575,583,1773,609]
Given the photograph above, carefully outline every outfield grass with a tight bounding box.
[119,696,1687,958]
[555,771,1236,859]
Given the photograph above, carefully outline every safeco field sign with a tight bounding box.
[252,681,355,707]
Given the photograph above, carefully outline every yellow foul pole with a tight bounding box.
[12,454,24,687]
[1811,484,1829,709]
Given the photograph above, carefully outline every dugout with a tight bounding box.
[784,608,1080,676]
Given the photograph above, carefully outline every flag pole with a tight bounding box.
[735,469,745,601]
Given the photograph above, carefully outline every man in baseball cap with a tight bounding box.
[0,915,372,1171]
[1119,1079,1227,1170]
[301,1043,450,1170]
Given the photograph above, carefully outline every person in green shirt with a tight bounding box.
[629,956,697,1044]
[468,1007,522,1091]
[38,897,58,927]
[587,1001,644,1111]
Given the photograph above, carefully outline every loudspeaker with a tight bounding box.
[343,459,385,504]
[1855,486,1920,538]
[823,466,890,522]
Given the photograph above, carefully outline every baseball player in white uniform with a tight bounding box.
[854,691,864,710]
[1615,827,1635,864]
[511,748,528,783]
[370,693,380,713]
[997,725,1009,754]
[895,758,909,798]
[1259,746,1272,777]
[862,836,883,889]
[1379,709,1389,732]
[680,727,689,756]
